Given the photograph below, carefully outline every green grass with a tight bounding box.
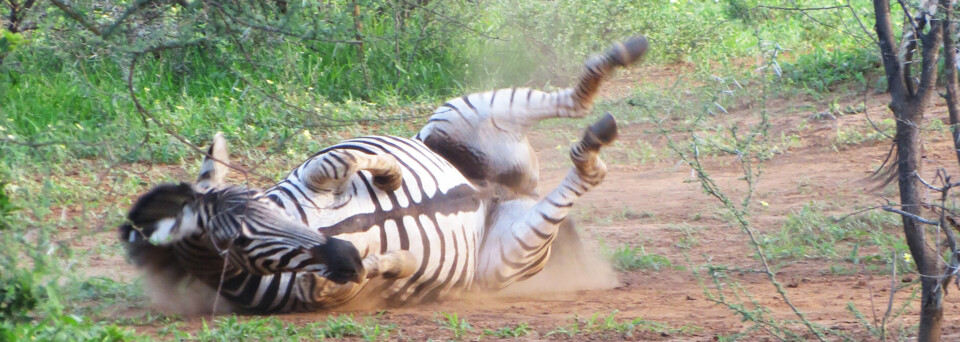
[761,202,911,273]
[1,1,483,168]
[608,244,675,272]
[482,323,532,338]
[547,311,700,338]
[834,118,895,147]
[436,312,473,340]
[156,314,395,341]
[781,46,880,94]
[0,181,15,230]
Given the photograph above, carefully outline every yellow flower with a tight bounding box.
[903,253,913,263]
[759,201,769,207]
[303,130,312,139]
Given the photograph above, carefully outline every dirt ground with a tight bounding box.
[84,71,960,340]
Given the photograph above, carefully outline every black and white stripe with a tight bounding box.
[261,136,486,309]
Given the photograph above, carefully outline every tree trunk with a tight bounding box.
[944,2,960,166]
[873,0,946,340]
[895,103,944,341]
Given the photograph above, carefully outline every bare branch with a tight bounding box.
[882,205,940,225]
[48,0,102,36]
[126,53,273,184]
[100,0,156,39]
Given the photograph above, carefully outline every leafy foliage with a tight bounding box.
[0,269,37,322]
[0,181,16,230]
[0,29,23,56]
[781,46,880,92]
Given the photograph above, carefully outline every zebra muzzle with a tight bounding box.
[310,237,365,284]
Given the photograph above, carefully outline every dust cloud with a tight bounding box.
[136,226,616,313]
[142,272,234,315]
[497,239,619,297]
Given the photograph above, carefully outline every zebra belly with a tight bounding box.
[261,135,489,308]
[331,208,484,306]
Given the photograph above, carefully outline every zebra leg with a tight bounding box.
[294,272,364,308]
[476,113,618,290]
[298,149,403,195]
[293,250,417,307]
[361,250,418,279]
[418,36,645,195]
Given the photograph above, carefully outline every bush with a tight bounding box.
[0,270,37,322]
[0,1,486,164]
[0,182,15,230]
[781,46,881,92]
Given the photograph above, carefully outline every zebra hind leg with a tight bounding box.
[476,113,618,290]
[571,112,618,184]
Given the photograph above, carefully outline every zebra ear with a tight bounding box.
[196,132,231,190]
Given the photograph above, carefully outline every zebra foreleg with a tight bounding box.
[361,249,418,279]
[293,250,417,307]
[298,149,403,195]
[476,113,618,290]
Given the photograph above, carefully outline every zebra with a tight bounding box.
[119,35,648,313]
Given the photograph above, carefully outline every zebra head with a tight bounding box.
[119,133,365,284]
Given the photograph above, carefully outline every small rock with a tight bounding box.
[810,112,837,120]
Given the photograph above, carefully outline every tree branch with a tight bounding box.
[48,0,102,36]
[943,0,960,168]
[874,0,908,102]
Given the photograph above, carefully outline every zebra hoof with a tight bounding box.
[581,113,619,152]
[606,35,649,67]
[379,250,418,279]
[373,175,402,192]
